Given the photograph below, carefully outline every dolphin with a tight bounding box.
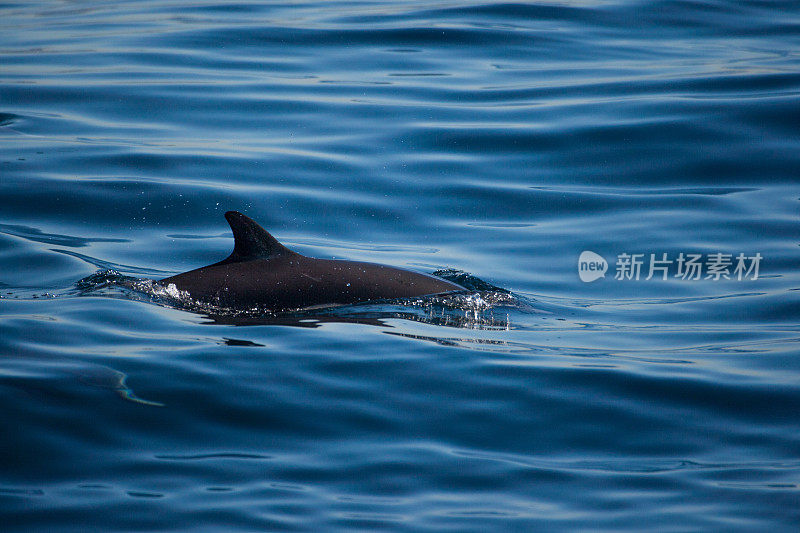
[160,211,465,311]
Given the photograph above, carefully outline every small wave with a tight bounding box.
[0,223,128,248]
[155,452,272,461]
[432,268,509,292]
[0,112,19,127]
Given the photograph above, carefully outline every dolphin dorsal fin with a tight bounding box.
[222,211,294,262]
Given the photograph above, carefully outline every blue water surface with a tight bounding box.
[1,1,799,531]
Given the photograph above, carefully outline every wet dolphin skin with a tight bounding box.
[160,211,465,311]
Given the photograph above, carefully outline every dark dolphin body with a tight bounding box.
[160,211,465,311]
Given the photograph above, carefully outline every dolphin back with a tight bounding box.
[160,211,465,310]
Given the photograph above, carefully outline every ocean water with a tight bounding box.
[1,0,799,530]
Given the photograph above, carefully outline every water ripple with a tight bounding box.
[2,0,800,531]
